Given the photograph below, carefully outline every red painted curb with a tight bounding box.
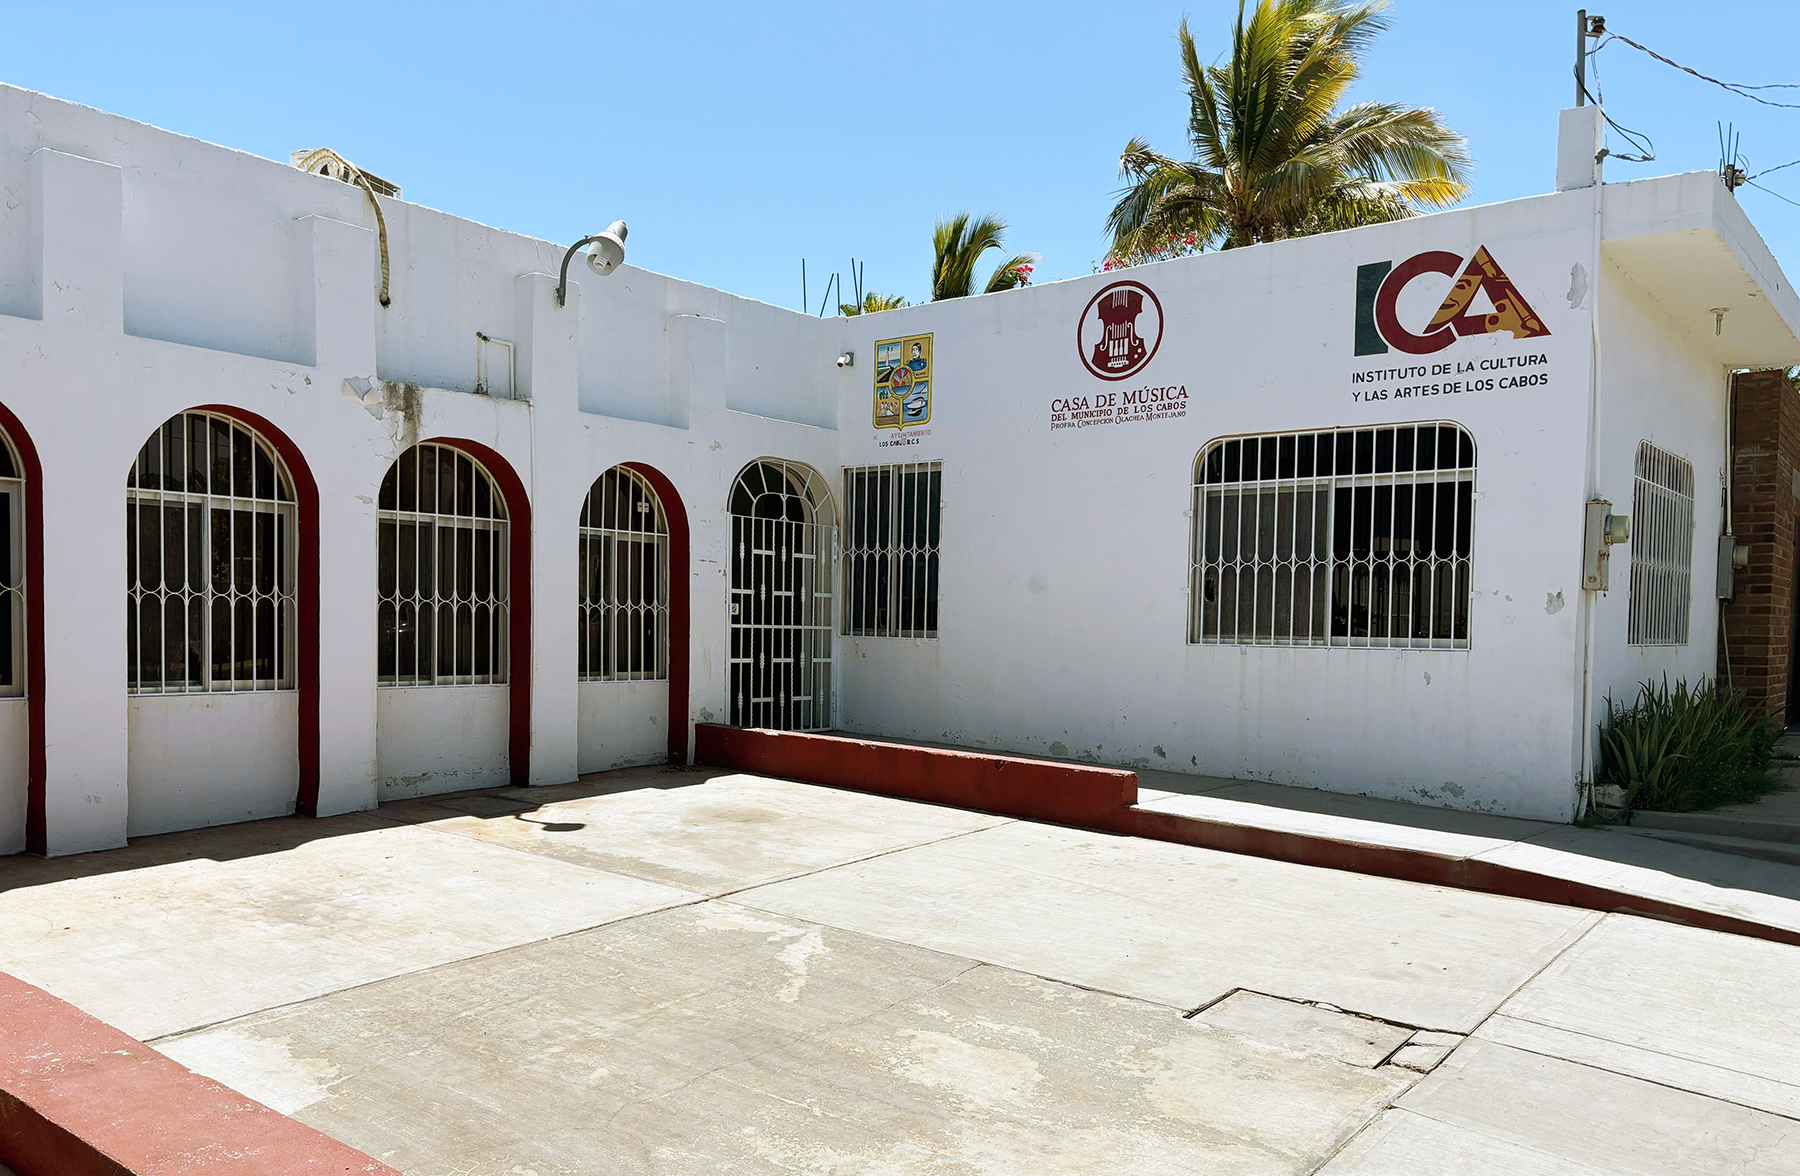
[696,726,1800,950]
[0,974,400,1176]
[694,725,1136,826]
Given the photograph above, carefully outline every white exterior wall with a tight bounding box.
[578,682,667,774]
[127,695,297,836]
[1588,259,1728,721]
[376,686,510,801]
[1,84,1793,848]
[836,194,1601,819]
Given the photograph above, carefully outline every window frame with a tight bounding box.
[1188,422,1477,651]
[377,442,510,688]
[579,465,670,682]
[841,460,942,639]
[1627,441,1696,647]
[126,411,298,695]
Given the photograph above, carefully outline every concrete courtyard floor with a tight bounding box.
[0,767,1797,1175]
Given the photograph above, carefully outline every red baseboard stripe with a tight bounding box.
[694,725,1136,826]
[0,974,399,1176]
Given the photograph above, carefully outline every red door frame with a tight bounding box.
[0,404,47,854]
[426,438,534,785]
[621,462,690,764]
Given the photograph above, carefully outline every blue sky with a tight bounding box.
[5,1,1798,310]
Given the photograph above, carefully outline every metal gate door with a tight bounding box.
[728,460,835,730]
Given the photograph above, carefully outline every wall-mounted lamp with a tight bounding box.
[556,220,629,306]
[836,351,854,368]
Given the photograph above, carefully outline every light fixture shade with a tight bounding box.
[586,220,628,276]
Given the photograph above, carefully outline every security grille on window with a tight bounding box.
[579,466,668,681]
[0,430,24,698]
[378,443,508,686]
[1628,442,1695,646]
[127,412,297,692]
[843,461,941,638]
[1189,423,1475,648]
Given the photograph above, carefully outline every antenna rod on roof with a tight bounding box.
[801,259,807,314]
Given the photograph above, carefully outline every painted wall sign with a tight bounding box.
[875,334,933,430]
[1355,246,1550,356]
[1078,281,1163,381]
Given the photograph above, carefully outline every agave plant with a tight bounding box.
[1105,0,1472,262]
[1598,676,1778,817]
[931,213,1038,301]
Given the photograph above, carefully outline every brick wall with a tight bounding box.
[1720,368,1800,718]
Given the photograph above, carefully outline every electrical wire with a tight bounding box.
[1751,158,1800,181]
[1578,80,1656,163]
[1746,180,1800,210]
[1596,32,1800,110]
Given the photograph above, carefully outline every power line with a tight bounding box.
[1751,158,1800,181]
[1597,32,1800,110]
[1746,180,1800,210]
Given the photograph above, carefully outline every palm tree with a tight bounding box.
[1105,1,1471,262]
[839,291,908,316]
[931,213,1038,301]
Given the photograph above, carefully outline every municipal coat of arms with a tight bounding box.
[874,334,932,429]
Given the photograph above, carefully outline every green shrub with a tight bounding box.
[1597,676,1778,816]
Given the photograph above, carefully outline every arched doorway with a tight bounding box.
[374,439,530,798]
[577,464,672,771]
[727,459,836,731]
[125,409,314,836]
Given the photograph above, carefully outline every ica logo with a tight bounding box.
[1355,246,1550,356]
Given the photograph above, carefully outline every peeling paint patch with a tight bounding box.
[1153,745,1167,759]
[1567,263,1588,309]
[1047,741,1069,757]
[1544,591,1565,615]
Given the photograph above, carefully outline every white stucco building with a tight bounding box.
[1,86,1797,854]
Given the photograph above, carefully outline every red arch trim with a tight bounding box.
[622,462,690,765]
[426,438,533,785]
[0,404,47,854]
[192,406,323,816]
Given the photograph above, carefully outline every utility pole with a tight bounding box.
[1575,11,1604,107]
[1575,10,1587,106]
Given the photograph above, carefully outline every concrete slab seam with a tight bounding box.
[1473,1023,1800,1125]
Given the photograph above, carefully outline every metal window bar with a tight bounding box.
[1189,423,1476,649]
[0,430,23,698]
[579,465,669,681]
[126,412,297,694]
[376,443,509,687]
[1627,442,1695,646]
[728,459,836,731]
[842,461,941,638]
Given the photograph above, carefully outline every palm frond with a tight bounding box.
[1109,0,1473,251]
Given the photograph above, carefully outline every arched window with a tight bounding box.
[0,428,23,698]
[727,459,835,730]
[1189,422,1475,649]
[378,443,509,686]
[127,411,297,692]
[579,466,668,681]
